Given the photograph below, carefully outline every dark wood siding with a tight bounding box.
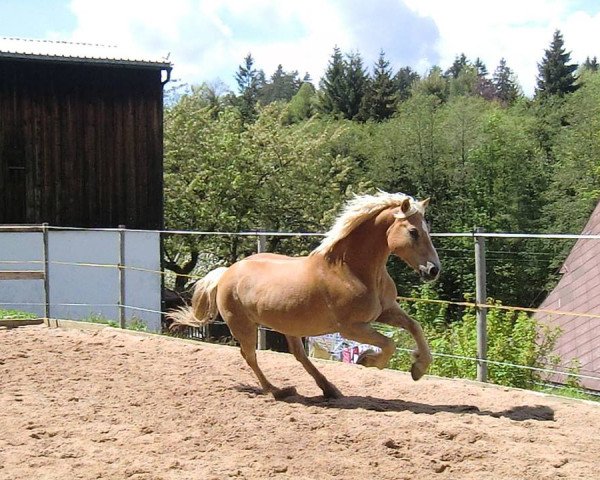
[0,59,164,229]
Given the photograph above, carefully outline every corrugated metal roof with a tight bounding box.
[0,37,171,69]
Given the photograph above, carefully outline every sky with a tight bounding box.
[1,0,600,96]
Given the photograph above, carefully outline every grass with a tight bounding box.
[0,309,148,332]
[0,309,38,320]
[79,313,148,332]
[536,384,600,403]
[0,310,151,332]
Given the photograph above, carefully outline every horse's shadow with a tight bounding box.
[234,384,555,422]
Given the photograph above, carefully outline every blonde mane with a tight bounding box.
[311,191,424,256]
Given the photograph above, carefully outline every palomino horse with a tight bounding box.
[169,192,440,399]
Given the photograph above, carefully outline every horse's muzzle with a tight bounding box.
[419,262,440,282]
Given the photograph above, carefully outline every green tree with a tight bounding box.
[437,96,490,229]
[536,30,579,99]
[259,64,301,105]
[362,50,397,121]
[245,106,362,244]
[474,57,488,77]
[582,56,599,73]
[466,107,545,231]
[448,65,479,97]
[344,51,369,120]
[463,106,552,306]
[492,58,520,106]
[445,53,469,79]
[235,53,263,121]
[377,93,444,200]
[163,94,361,288]
[285,82,317,123]
[447,58,495,100]
[394,66,420,102]
[319,46,347,117]
[412,66,448,102]
[545,71,600,235]
[319,48,368,120]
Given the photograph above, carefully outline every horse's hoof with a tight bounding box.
[410,363,426,381]
[356,349,376,367]
[323,385,343,399]
[272,386,297,400]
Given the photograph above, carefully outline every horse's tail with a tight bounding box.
[168,266,229,331]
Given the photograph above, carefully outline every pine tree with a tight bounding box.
[259,65,301,105]
[413,66,448,102]
[319,46,347,116]
[235,53,262,121]
[535,30,579,99]
[286,82,317,123]
[394,66,420,102]
[319,48,368,120]
[362,50,397,121]
[582,56,599,73]
[492,58,520,105]
[344,51,368,119]
[446,53,469,79]
[474,57,488,77]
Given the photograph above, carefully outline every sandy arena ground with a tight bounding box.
[1,324,599,480]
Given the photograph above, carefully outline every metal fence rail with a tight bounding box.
[1,224,599,394]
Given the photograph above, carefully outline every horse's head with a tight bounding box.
[386,197,440,282]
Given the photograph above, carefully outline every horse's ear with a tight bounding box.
[420,198,431,209]
[401,198,411,214]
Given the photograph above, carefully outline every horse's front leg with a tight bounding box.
[376,305,432,380]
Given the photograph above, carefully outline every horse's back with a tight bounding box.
[217,253,338,336]
[220,252,322,304]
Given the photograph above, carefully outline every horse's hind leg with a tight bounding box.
[285,335,342,399]
[228,318,296,399]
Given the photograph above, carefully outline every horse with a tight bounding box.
[168,191,441,399]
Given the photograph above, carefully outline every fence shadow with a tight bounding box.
[234,384,555,422]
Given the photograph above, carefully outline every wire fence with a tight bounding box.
[1,224,599,397]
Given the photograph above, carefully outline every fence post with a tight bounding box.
[474,227,488,382]
[118,225,126,329]
[42,223,51,324]
[256,232,267,350]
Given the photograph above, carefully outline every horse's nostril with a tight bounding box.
[419,262,440,281]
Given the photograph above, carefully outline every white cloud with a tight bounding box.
[69,0,191,46]
[66,0,600,95]
[403,0,600,95]
[562,10,600,64]
[67,0,351,89]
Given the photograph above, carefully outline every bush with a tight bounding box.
[386,285,561,389]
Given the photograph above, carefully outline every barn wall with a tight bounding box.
[0,59,164,229]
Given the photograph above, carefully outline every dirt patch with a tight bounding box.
[1,325,599,479]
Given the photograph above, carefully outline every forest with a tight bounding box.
[163,29,600,318]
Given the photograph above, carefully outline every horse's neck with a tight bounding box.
[328,215,391,284]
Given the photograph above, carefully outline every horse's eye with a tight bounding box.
[409,228,420,241]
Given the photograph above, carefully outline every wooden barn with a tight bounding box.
[0,38,171,229]
[535,200,600,391]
